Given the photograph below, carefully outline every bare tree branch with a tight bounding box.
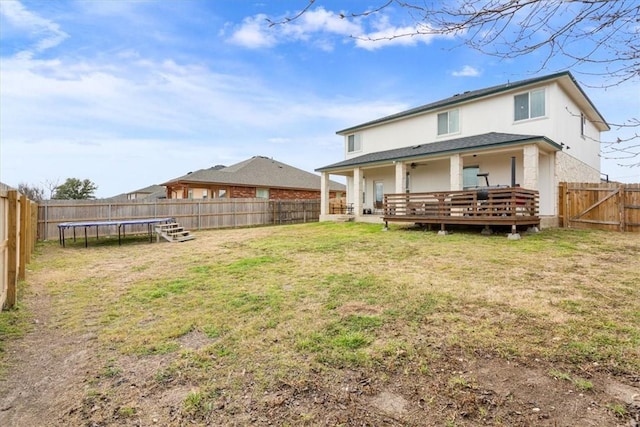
[270,1,640,165]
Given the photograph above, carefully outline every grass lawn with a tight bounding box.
[2,222,639,425]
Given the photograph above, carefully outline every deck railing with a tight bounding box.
[383,187,539,226]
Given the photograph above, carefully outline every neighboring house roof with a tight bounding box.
[129,184,165,195]
[107,184,166,201]
[317,132,561,172]
[163,156,346,191]
[337,71,609,135]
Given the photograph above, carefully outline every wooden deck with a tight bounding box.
[382,188,539,230]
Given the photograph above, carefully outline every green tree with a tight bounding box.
[17,183,45,202]
[53,178,98,200]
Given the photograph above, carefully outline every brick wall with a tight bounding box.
[228,186,341,200]
[229,186,256,198]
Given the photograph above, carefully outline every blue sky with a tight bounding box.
[1,0,638,198]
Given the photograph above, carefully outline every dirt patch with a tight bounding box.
[3,307,637,426]
[338,301,384,317]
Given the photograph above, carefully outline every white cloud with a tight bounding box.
[0,0,69,59]
[452,65,480,77]
[228,8,360,49]
[0,48,407,197]
[228,6,448,51]
[227,14,277,49]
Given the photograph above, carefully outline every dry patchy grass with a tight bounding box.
[2,222,639,426]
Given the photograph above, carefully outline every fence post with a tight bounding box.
[560,182,568,228]
[619,184,626,232]
[198,202,201,230]
[5,191,19,309]
[44,203,48,241]
[31,202,38,257]
[19,195,28,280]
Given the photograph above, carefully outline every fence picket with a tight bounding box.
[37,198,321,240]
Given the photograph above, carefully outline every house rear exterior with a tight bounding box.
[316,71,608,228]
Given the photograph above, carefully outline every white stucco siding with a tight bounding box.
[539,152,555,216]
[548,82,601,171]
[345,115,430,158]
[344,81,601,179]
[410,160,450,192]
[346,83,562,157]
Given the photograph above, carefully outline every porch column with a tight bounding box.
[523,144,539,190]
[353,167,362,217]
[320,172,330,216]
[450,154,463,190]
[395,161,407,194]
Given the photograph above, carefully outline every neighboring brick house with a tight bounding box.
[162,156,346,200]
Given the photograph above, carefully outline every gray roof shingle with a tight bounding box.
[316,132,560,172]
[164,156,346,191]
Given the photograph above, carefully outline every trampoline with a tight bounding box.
[58,218,174,247]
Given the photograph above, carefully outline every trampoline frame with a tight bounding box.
[58,218,174,247]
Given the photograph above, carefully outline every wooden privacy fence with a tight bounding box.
[1,190,38,310]
[559,182,640,232]
[38,198,321,241]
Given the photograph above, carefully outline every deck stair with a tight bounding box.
[155,222,195,243]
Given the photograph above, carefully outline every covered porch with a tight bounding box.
[317,136,559,227]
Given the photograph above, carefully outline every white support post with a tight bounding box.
[353,167,362,217]
[320,172,330,217]
[395,161,406,194]
[450,154,463,191]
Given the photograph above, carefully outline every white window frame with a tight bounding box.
[514,88,545,121]
[437,109,460,136]
[347,133,362,153]
[256,188,269,199]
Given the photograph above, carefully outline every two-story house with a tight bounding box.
[316,71,609,228]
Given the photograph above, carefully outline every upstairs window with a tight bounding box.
[580,113,586,137]
[514,89,545,121]
[347,133,361,153]
[437,109,459,135]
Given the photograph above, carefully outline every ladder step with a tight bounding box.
[156,221,194,243]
